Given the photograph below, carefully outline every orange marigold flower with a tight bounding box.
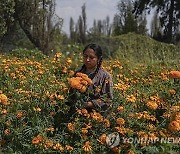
[117,106,124,112]
[82,141,92,153]
[66,58,72,64]
[168,89,176,95]
[98,134,107,144]
[169,70,180,79]
[81,128,88,134]
[44,139,54,149]
[115,126,126,135]
[65,145,73,151]
[90,110,104,122]
[104,119,110,127]
[67,123,77,133]
[116,118,125,125]
[1,109,7,114]
[0,94,9,105]
[69,70,74,77]
[16,111,24,118]
[32,134,43,144]
[4,129,10,135]
[146,101,158,110]
[53,143,64,151]
[168,120,180,132]
[111,147,120,153]
[126,94,136,103]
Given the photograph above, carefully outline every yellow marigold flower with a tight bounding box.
[171,106,180,112]
[81,108,89,116]
[67,123,77,133]
[32,134,43,144]
[81,128,88,134]
[115,126,126,135]
[168,120,180,132]
[10,73,16,78]
[16,111,24,118]
[169,70,180,79]
[116,118,125,125]
[168,89,176,95]
[146,101,158,110]
[44,127,55,132]
[82,141,92,153]
[4,129,10,136]
[174,112,180,122]
[44,139,54,149]
[38,70,43,75]
[54,52,62,59]
[126,94,136,103]
[117,106,124,112]
[34,107,41,112]
[65,145,73,151]
[98,134,107,144]
[1,109,7,114]
[90,110,104,122]
[104,119,110,127]
[69,70,74,77]
[0,94,8,105]
[66,58,72,64]
[56,94,64,100]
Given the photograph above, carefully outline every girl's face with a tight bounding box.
[83,48,98,71]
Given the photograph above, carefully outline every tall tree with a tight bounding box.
[69,17,76,42]
[112,0,140,35]
[14,0,63,55]
[134,0,180,43]
[0,0,63,55]
[151,12,163,41]
[81,3,87,43]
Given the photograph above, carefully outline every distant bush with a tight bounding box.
[112,33,180,64]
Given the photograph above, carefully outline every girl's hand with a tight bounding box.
[86,101,93,108]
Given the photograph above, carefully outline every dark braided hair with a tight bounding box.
[78,43,103,80]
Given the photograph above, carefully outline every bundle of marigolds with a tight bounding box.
[68,72,92,93]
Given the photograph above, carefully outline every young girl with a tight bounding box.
[68,43,113,111]
[54,43,113,129]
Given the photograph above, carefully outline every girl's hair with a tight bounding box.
[79,43,103,79]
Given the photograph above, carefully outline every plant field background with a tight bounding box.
[0,33,180,153]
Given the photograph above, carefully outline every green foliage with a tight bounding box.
[6,49,47,61]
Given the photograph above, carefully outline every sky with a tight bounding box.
[55,0,152,34]
[55,0,119,34]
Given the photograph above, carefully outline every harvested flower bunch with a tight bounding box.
[68,72,92,93]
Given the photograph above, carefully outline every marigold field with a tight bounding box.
[0,49,180,154]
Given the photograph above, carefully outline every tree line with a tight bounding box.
[0,0,179,55]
